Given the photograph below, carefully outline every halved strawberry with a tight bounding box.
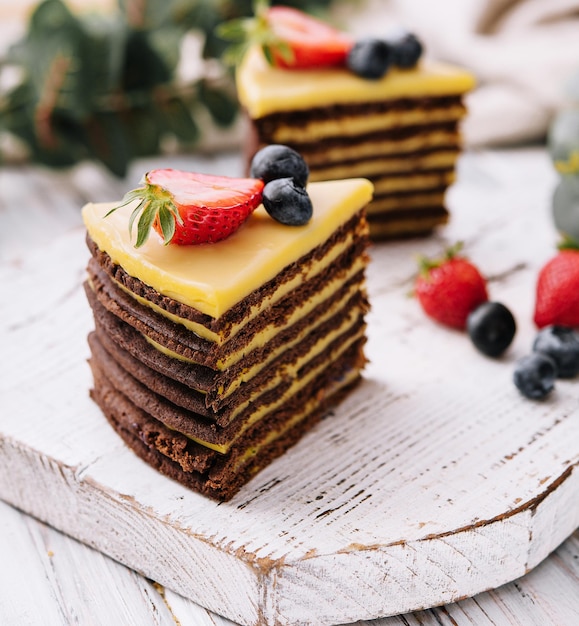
[107,169,264,247]
[265,6,353,69]
[218,2,353,70]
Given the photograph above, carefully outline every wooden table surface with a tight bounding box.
[1,147,579,625]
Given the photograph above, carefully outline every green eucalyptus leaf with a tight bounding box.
[81,111,131,177]
[198,81,237,127]
[155,94,200,143]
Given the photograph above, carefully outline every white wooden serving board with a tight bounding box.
[1,150,578,626]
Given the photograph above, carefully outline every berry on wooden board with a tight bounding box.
[533,245,579,329]
[467,301,516,358]
[533,325,579,378]
[513,353,558,400]
[106,169,264,247]
[414,244,488,330]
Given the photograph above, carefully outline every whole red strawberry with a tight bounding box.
[106,169,264,247]
[415,244,489,330]
[533,244,579,328]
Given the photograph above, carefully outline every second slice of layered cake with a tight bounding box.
[82,167,373,501]
[234,6,475,239]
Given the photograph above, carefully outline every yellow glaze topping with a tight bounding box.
[237,46,476,119]
[82,178,373,319]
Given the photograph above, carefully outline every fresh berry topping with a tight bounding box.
[250,144,309,187]
[513,353,558,400]
[532,325,579,378]
[262,177,313,225]
[218,2,352,70]
[389,31,423,68]
[414,243,489,330]
[107,169,264,247]
[466,301,516,357]
[346,38,393,80]
[533,246,579,328]
[265,6,353,69]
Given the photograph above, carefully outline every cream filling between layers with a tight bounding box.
[370,171,455,196]
[307,151,458,180]
[144,276,365,403]
[369,215,448,237]
[268,106,466,143]
[302,130,461,166]
[236,367,360,470]
[82,178,373,319]
[366,192,447,214]
[181,315,364,452]
[140,256,366,370]
[238,47,476,118]
[112,229,358,345]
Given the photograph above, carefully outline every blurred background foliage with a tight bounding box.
[0,0,337,177]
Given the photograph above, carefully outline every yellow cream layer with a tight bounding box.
[237,46,476,119]
[82,178,373,319]
[369,215,447,237]
[145,276,364,403]
[184,317,364,452]
[366,192,446,214]
[236,367,360,469]
[268,106,466,144]
[142,255,365,371]
[113,226,358,345]
[310,151,458,180]
[303,130,461,166]
[370,171,455,196]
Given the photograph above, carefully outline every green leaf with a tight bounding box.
[136,199,159,247]
[198,81,237,127]
[122,30,172,90]
[24,0,93,119]
[81,111,131,177]
[155,95,200,143]
[157,203,177,244]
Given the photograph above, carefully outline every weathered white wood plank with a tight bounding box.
[1,148,578,626]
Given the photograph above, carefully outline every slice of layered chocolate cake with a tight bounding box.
[82,153,372,501]
[231,5,475,238]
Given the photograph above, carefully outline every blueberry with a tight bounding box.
[533,325,579,378]
[513,353,558,400]
[262,178,313,226]
[250,144,309,187]
[467,302,516,357]
[346,38,393,80]
[390,32,423,68]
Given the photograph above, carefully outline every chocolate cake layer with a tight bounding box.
[86,283,367,426]
[86,210,366,344]
[87,264,367,400]
[246,101,467,238]
[88,320,366,452]
[90,339,365,501]
[253,97,465,142]
[83,178,372,500]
